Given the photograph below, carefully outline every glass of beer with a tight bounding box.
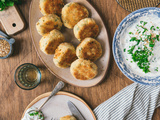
[14,63,41,90]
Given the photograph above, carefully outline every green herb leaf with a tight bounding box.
[129,32,133,35]
[130,37,137,41]
[29,113,34,116]
[143,22,147,26]
[142,28,148,34]
[140,21,143,24]
[150,26,154,30]
[156,35,159,41]
[155,67,158,72]
[0,0,21,11]
[149,43,155,47]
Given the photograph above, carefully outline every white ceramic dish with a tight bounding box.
[22,91,96,120]
[113,7,160,86]
[29,0,110,87]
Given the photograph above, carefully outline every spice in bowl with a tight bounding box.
[0,39,10,57]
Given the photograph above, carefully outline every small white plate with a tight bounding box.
[22,92,96,120]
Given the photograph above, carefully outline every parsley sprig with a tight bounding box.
[0,0,21,11]
[29,111,44,120]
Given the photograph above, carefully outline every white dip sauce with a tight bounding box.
[121,15,160,77]
[22,107,44,120]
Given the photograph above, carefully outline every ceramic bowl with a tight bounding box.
[0,31,15,59]
[113,7,160,86]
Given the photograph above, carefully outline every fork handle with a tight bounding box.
[38,81,65,110]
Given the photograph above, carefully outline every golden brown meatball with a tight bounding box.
[39,0,64,16]
[74,18,99,41]
[36,14,62,36]
[60,115,77,120]
[70,59,98,80]
[76,38,102,61]
[62,2,89,29]
[53,42,77,68]
[39,30,65,55]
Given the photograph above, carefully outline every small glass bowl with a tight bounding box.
[14,63,41,90]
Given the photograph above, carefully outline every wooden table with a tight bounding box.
[0,0,160,119]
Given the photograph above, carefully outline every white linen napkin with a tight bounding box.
[94,83,160,120]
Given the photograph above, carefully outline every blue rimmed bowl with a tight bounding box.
[0,31,15,59]
[113,7,160,86]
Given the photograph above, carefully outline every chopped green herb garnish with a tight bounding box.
[155,67,158,71]
[29,111,44,120]
[149,43,155,47]
[129,32,133,34]
[29,113,34,116]
[150,26,154,30]
[152,38,156,40]
[142,28,148,34]
[34,111,39,115]
[128,45,136,54]
[143,22,147,26]
[131,47,151,73]
[156,35,159,41]
[138,31,141,34]
[130,37,137,41]
[124,48,126,52]
[140,21,143,24]
[126,21,160,73]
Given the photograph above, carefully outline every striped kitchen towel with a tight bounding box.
[94,83,160,120]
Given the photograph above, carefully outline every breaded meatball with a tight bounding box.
[76,38,102,61]
[62,2,89,29]
[39,0,64,16]
[39,30,65,55]
[36,14,62,36]
[60,115,77,120]
[70,59,98,80]
[74,18,99,41]
[53,42,77,68]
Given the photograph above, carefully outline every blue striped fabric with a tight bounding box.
[93,83,160,120]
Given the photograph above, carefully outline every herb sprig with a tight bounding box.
[29,111,44,120]
[0,0,21,11]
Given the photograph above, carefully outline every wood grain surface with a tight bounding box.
[0,6,25,35]
[0,0,160,119]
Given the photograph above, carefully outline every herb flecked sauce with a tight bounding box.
[121,15,160,77]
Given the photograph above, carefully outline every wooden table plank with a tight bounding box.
[0,0,159,119]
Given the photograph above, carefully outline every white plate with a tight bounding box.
[29,0,110,87]
[22,92,96,120]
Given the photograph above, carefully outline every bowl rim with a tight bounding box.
[14,63,42,90]
[112,7,160,86]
